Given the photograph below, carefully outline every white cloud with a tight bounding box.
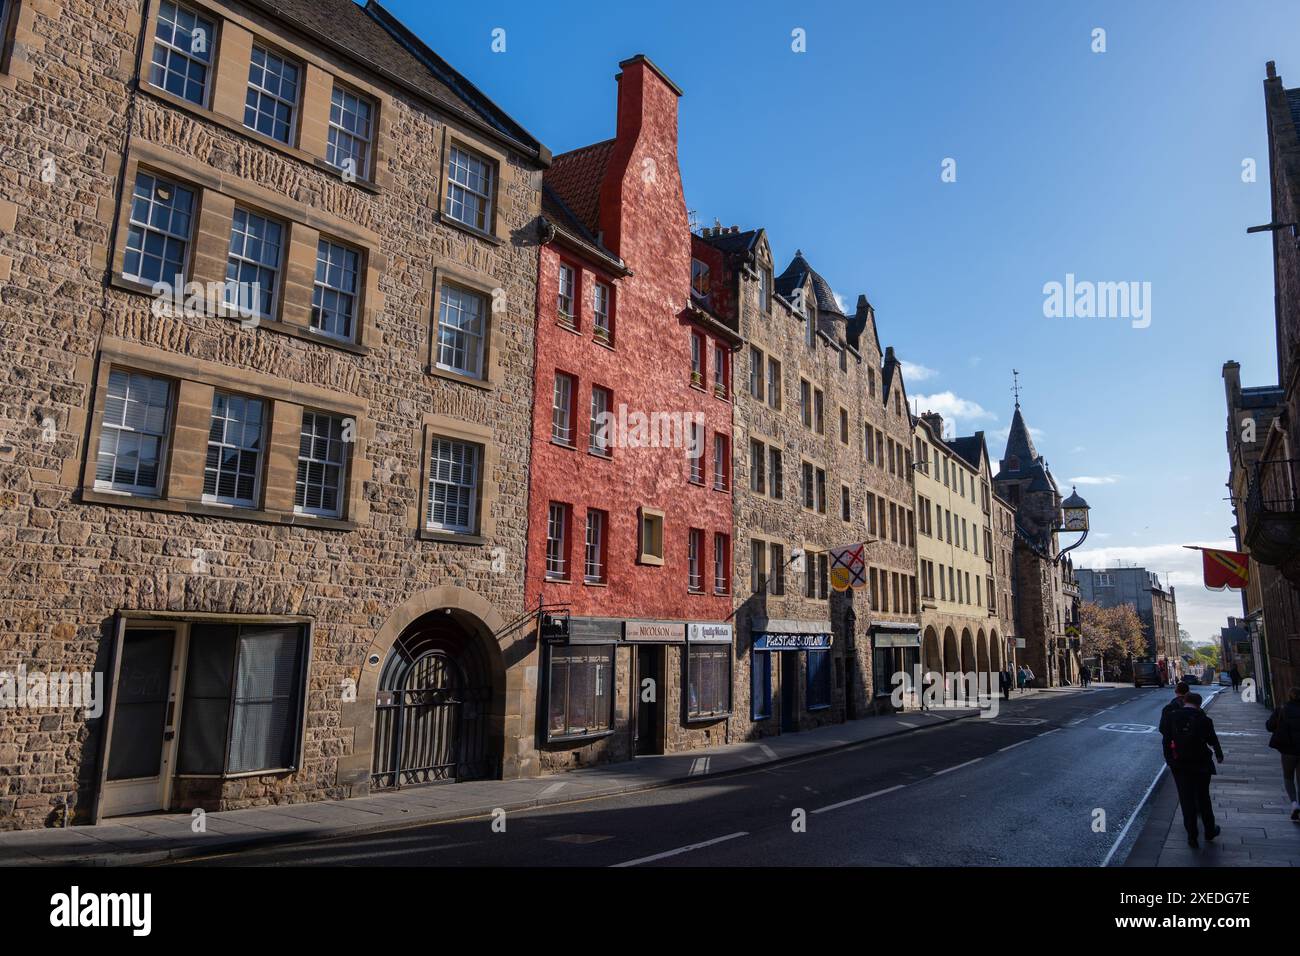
[911,392,995,436]
[1073,540,1242,642]
[900,360,938,383]
[1069,475,1121,486]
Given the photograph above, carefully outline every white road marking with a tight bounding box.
[896,720,919,728]
[812,784,907,814]
[612,831,749,867]
[1101,763,1168,868]
[539,781,567,796]
[934,758,982,776]
[998,738,1033,753]
[759,744,777,760]
[689,757,711,775]
[1038,728,1060,737]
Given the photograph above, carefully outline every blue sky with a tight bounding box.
[382,0,1286,641]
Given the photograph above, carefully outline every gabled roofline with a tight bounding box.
[361,0,551,164]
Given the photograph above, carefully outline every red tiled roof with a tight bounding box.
[544,139,615,236]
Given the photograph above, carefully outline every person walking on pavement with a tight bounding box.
[1229,665,1242,692]
[999,667,1011,701]
[1160,681,1189,766]
[1016,665,1027,694]
[1265,686,1300,822]
[1160,691,1224,848]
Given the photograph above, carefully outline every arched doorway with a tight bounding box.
[990,628,1003,672]
[961,628,976,676]
[943,628,960,703]
[371,609,499,789]
[922,626,942,705]
[977,629,990,680]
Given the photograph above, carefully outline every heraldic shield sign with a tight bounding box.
[829,542,868,591]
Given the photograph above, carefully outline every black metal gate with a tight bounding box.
[371,625,493,789]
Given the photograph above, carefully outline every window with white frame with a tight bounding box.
[123,172,195,286]
[557,263,576,325]
[690,331,704,384]
[294,411,347,518]
[326,85,374,180]
[225,206,282,319]
[551,373,574,445]
[766,357,781,409]
[749,347,764,400]
[713,433,729,491]
[244,44,299,144]
[546,502,569,579]
[713,341,727,396]
[749,439,765,494]
[445,144,493,231]
[584,510,606,584]
[436,284,486,378]
[688,528,703,592]
[689,422,704,484]
[714,532,729,595]
[95,369,172,495]
[203,392,264,506]
[149,1,215,106]
[589,385,611,456]
[426,437,478,533]
[311,238,360,341]
[593,282,612,341]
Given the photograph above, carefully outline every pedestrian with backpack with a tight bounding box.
[1265,686,1300,822]
[1159,691,1224,848]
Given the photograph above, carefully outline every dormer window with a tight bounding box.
[691,258,711,301]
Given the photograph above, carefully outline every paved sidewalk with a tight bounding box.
[0,692,1052,866]
[1140,687,1300,867]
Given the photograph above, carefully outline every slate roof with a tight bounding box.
[1288,87,1300,132]
[700,227,762,256]
[256,0,545,158]
[545,139,616,237]
[1002,405,1038,464]
[947,434,985,471]
[1241,384,1285,409]
[775,251,844,317]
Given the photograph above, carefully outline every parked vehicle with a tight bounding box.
[1218,672,1232,686]
[1133,661,1162,688]
[1183,674,1201,685]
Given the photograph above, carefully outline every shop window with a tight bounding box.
[546,644,614,740]
[687,643,731,719]
[751,652,772,720]
[177,622,308,775]
[807,649,832,710]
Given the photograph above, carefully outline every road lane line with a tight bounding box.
[540,782,567,796]
[759,744,777,760]
[998,738,1033,752]
[934,758,982,776]
[812,784,907,814]
[1101,762,1168,868]
[612,831,749,867]
[1038,728,1060,737]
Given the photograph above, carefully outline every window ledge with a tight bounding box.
[583,579,607,588]
[418,529,487,545]
[79,488,357,531]
[592,335,615,351]
[108,275,371,356]
[427,365,494,391]
[556,319,581,335]
[587,449,612,461]
[686,713,731,724]
[687,587,706,596]
[139,86,381,194]
[436,211,504,246]
[638,555,665,567]
[545,728,615,745]
[550,438,577,451]
[544,575,572,585]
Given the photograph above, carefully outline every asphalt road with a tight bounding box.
[184,684,1219,867]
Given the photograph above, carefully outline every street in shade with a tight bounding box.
[183,685,1203,868]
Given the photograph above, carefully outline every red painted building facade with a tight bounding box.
[526,56,739,770]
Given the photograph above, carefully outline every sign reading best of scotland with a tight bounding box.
[624,621,686,642]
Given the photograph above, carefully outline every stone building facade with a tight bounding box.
[1075,567,1181,681]
[524,56,737,770]
[1221,359,1284,706]
[1217,60,1300,708]
[0,0,549,830]
[913,413,1007,698]
[992,403,1080,687]
[701,230,918,738]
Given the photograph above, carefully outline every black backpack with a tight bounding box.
[1167,709,1204,767]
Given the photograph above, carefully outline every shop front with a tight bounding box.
[871,621,922,711]
[750,619,834,735]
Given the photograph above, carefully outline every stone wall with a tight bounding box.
[0,0,544,829]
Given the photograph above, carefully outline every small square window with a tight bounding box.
[639,508,664,565]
